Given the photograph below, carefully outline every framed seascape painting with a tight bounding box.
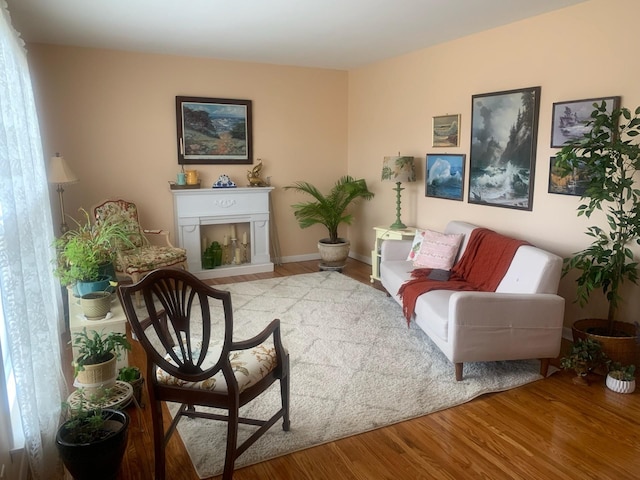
[426,153,465,201]
[548,156,588,196]
[176,96,253,165]
[469,86,541,211]
[550,96,620,148]
[432,114,460,147]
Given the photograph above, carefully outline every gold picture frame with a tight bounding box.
[432,114,460,148]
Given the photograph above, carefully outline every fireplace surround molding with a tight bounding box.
[171,187,274,279]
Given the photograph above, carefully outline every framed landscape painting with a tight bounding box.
[548,156,588,196]
[550,96,620,148]
[426,153,465,201]
[432,114,460,147]
[468,86,541,211]
[176,96,252,165]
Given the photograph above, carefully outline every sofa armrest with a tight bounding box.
[380,239,413,262]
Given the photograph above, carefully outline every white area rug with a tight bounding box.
[168,272,543,478]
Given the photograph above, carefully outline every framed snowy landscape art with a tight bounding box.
[469,86,541,211]
[550,96,620,148]
[426,153,465,201]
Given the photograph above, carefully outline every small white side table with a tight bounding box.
[370,225,416,283]
[68,290,129,370]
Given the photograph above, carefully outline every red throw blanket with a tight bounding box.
[398,228,528,325]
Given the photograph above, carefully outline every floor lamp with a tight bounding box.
[47,153,78,234]
[381,155,416,230]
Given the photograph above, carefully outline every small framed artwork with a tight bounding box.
[548,156,588,196]
[432,114,460,147]
[469,86,541,211]
[176,96,252,165]
[426,153,465,201]
[550,96,620,148]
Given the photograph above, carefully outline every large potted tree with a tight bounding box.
[555,101,640,366]
[285,176,374,271]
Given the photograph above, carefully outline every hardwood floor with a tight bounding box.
[95,259,640,480]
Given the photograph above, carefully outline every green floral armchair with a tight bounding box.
[93,199,188,297]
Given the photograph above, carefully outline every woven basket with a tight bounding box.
[572,318,640,369]
[76,355,117,387]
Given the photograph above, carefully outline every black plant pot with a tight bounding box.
[56,408,129,480]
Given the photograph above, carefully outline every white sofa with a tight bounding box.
[380,221,565,380]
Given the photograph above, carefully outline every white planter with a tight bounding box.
[606,374,636,394]
[317,238,350,270]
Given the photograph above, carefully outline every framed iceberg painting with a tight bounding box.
[426,154,465,201]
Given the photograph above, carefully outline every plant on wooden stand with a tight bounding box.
[555,101,640,365]
[560,337,609,385]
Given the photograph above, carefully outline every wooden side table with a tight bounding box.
[370,226,416,283]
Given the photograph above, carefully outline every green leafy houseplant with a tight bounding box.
[554,102,640,335]
[56,392,130,478]
[73,328,131,376]
[284,176,374,244]
[560,337,609,384]
[53,208,138,286]
[608,362,636,382]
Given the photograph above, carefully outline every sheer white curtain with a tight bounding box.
[0,2,67,479]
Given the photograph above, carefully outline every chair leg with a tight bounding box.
[455,362,463,381]
[151,399,166,480]
[222,404,239,480]
[281,370,291,431]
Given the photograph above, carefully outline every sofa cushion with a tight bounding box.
[412,229,463,270]
[414,290,456,342]
[406,229,425,261]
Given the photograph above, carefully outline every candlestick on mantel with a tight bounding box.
[230,224,237,239]
[223,234,228,246]
[242,232,247,245]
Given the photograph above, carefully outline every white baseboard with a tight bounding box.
[278,253,320,264]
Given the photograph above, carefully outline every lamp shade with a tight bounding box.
[47,153,78,185]
[381,156,416,183]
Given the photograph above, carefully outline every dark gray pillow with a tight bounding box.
[427,269,451,281]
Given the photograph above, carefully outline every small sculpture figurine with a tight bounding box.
[247,159,267,187]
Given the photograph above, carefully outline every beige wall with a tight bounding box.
[347,0,640,327]
[30,0,639,328]
[30,46,348,260]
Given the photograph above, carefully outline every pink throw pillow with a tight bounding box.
[412,229,463,270]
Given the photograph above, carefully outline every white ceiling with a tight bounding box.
[6,0,587,70]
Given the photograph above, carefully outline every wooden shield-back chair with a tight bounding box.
[118,267,290,480]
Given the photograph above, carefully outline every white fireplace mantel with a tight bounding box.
[171,187,274,279]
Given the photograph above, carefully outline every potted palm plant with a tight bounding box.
[285,176,374,270]
[53,208,137,296]
[56,393,129,479]
[555,101,640,366]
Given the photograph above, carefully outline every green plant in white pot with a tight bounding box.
[555,101,640,365]
[285,176,374,270]
[73,328,131,391]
